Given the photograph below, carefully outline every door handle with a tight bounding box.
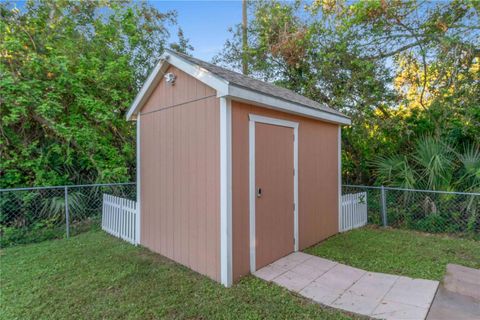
[257,188,262,198]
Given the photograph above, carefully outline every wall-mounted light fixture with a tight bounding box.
[164,72,176,85]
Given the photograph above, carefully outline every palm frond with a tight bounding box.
[456,143,480,192]
[372,155,416,189]
[413,136,454,190]
[40,192,86,218]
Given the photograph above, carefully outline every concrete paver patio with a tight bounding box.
[254,252,439,320]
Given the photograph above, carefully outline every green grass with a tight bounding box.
[0,231,359,320]
[305,226,480,281]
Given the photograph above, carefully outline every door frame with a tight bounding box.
[248,114,299,272]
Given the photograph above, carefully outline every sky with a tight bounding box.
[149,1,243,61]
[9,0,243,62]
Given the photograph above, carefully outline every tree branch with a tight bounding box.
[367,39,425,59]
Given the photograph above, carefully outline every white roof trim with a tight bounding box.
[168,53,229,97]
[228,85,351,125]
[127,56,167,120]
[126,52,229,121]
[126,51,351,125]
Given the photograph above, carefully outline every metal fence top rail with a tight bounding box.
[343,184,480,196]
[0,182,135,193]
[1,182,478,196]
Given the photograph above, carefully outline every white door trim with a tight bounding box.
[248,114,299,273]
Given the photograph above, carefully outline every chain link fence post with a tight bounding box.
[380,185,388,227]
[65,186,70,238]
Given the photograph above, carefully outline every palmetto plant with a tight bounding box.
[373,136,479,192]
[456,145,480,233]
[373,136,480,234]
[457,144,480,193]
[40,192,86,220]
[372,155,416,190]
[414,137,455,191]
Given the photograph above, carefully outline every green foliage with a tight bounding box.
[0,0,191,188]
[373,155,416,189]
[0,183,135,247]
[373,137,480,236]
[1,231,357,320]
[40,191,84,217]
[414,137,455,190]
[0,220,64,247]
[458,144,480,192]
[373,136,480,192]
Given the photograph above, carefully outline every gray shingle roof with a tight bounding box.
[167,49,348,119]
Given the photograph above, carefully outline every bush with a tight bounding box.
[0,222,64,247]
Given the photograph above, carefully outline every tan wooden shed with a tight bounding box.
[126,50,351,287]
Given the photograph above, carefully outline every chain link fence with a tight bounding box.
[2,182,478,247]
[0,183,135,247]
[343,185,480,238]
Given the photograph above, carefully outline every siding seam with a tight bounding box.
[139,94,216,116]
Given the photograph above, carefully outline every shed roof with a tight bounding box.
[127,50,351,125]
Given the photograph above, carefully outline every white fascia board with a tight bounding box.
[126,56,170,121]
[126,52,229,121]
[226,85,351,126]
[166,54,229,97]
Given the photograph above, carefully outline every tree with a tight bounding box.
[0,0,191,188]
[215,0,479,186]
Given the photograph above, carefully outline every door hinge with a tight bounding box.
[293,203,295,211]
[293,168,295,176]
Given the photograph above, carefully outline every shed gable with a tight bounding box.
[140,65,217,115]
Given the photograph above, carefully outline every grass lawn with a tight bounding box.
[305,226,480,281]
[1,231,359,320]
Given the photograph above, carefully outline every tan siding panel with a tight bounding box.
[140,67,220,282]
[231,105,251,280]
[231,101,339,281]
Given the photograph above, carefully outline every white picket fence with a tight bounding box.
[102,194,138,244]
[340,192,368,232]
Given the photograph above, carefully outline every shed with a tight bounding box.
[126,50,351,287]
